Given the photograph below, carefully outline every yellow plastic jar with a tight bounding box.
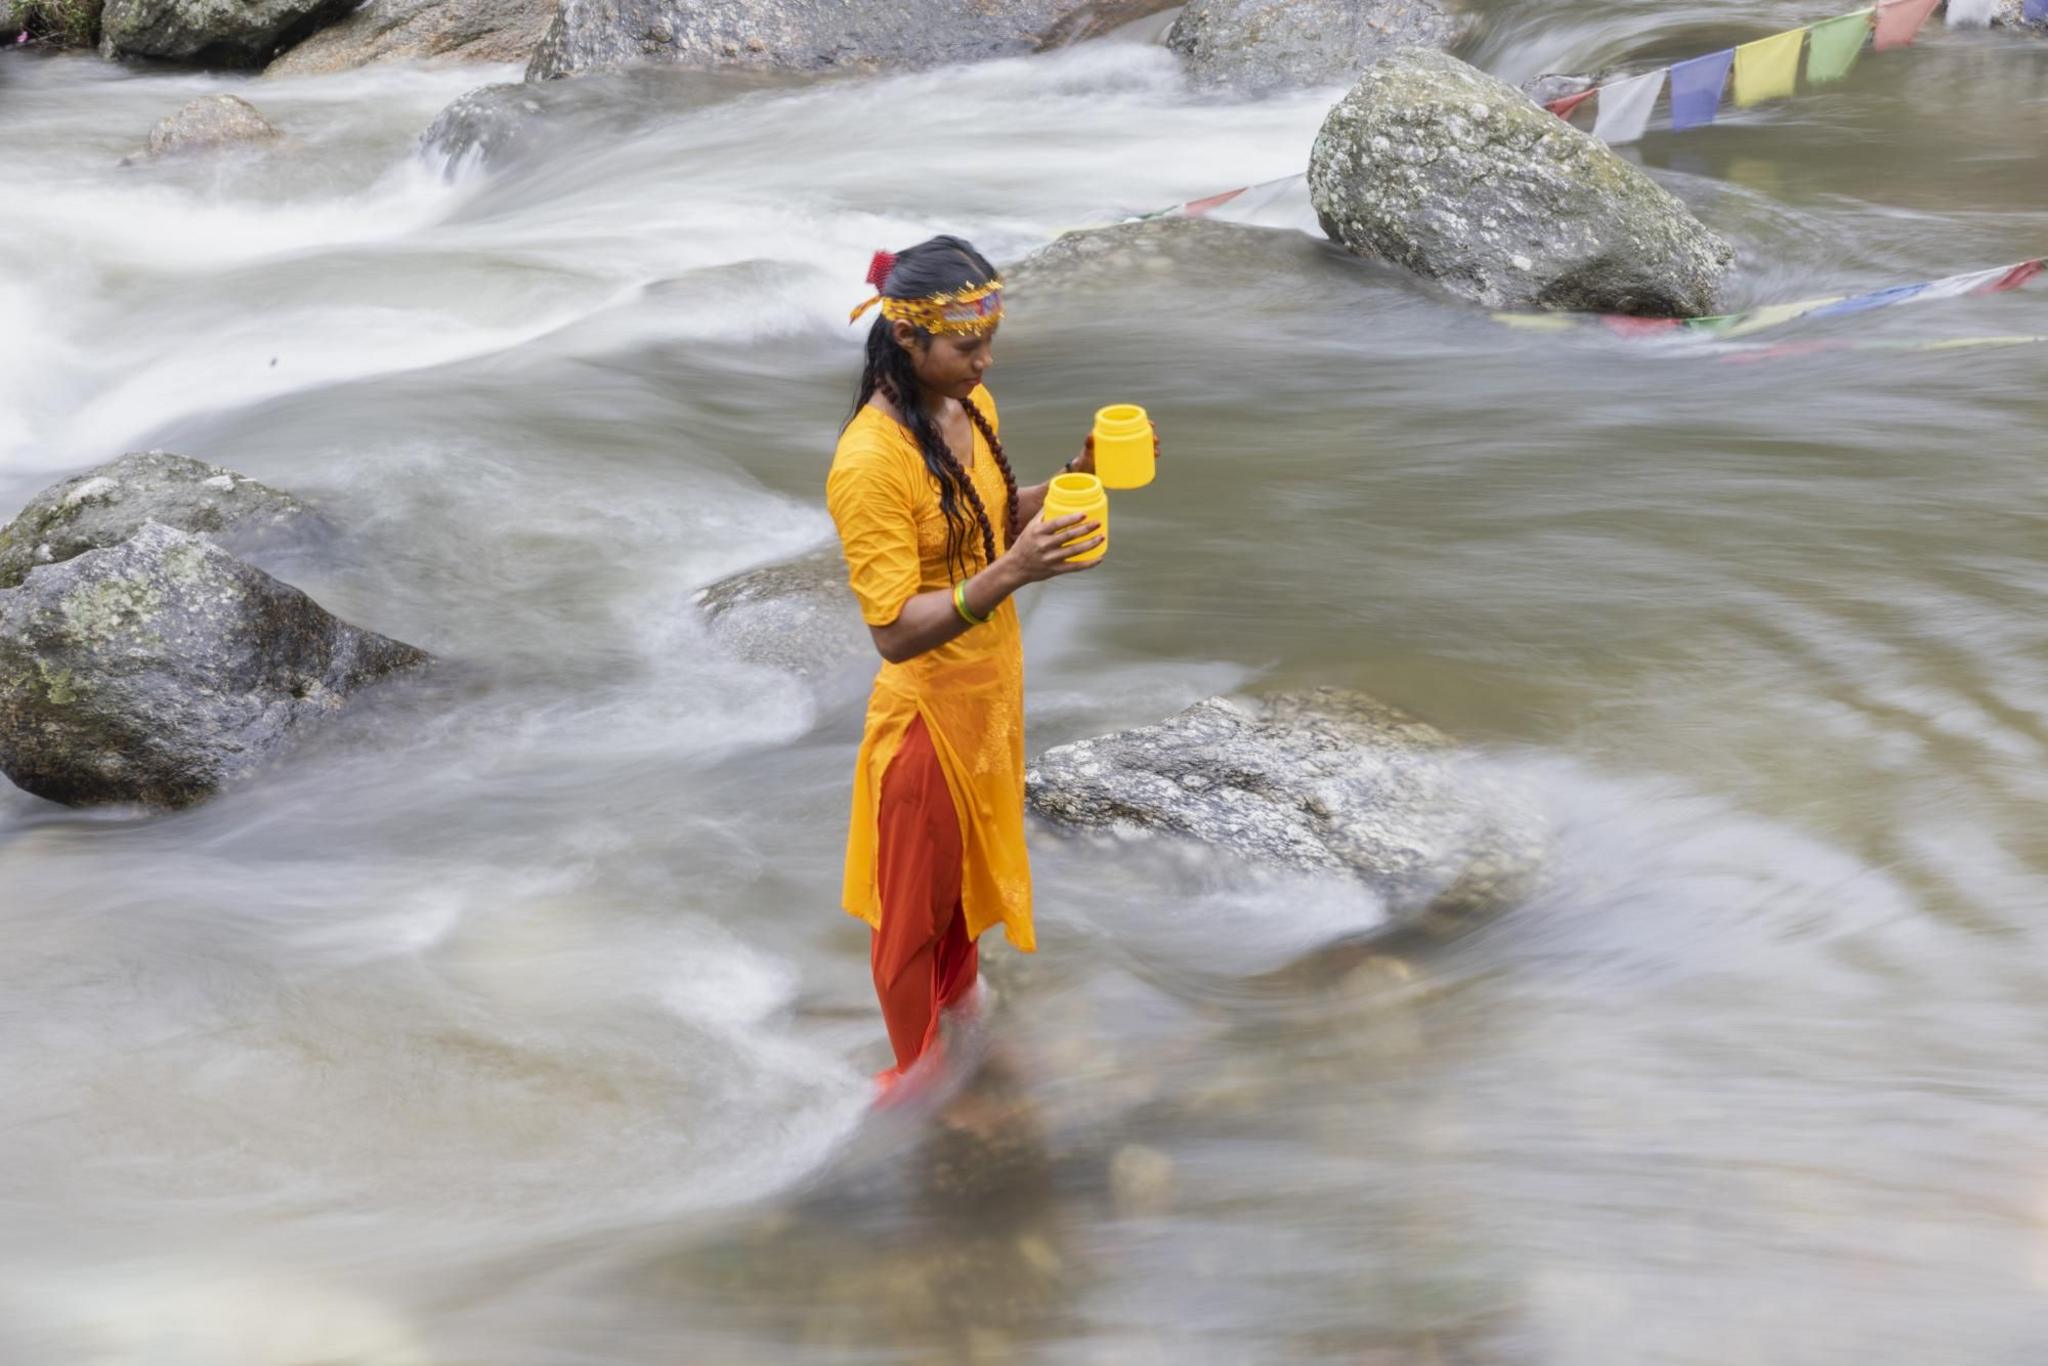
[1040,472,1108,563]
[1092,403,1155,490]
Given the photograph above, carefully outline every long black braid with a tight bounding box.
[847,235,1018,583]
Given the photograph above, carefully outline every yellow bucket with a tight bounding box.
[1092,403,1155,490]
[1041,472,1108,563]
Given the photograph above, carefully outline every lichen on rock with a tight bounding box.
[0,522,429,809]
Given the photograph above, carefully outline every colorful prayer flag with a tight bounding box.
[1946,0,1997,26]
[2027,0,2048,24]
[1546,88,1597,119]
[1719,300,1839,336]
[1734,29,1806,106]
[1913,335,2048,352]
[1806,282,1929,319]
[1873,0,1940,50]
[1180,187,1246,218]
[1805,10,1871,83]
[1668,49,1735,130]
[1976,260,2044,294]
[1600,317,1685,338]
[1912,264,2019,300]
[1593,68,1665,145]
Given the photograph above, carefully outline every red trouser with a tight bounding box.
[871,714,979,1078]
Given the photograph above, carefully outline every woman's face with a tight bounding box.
[897,319,997,401]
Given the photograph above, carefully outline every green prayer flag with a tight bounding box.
[1806,10,1870,84]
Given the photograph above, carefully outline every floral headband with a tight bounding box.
[848,250,1004,336]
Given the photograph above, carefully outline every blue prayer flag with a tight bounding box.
[2026,0,2047,23]
[1668,49,1736,131]
[1806,283,1928,320]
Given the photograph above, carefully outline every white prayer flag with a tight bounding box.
[1913,263,2011,300]
[1946,0,1997,26]
[1594,68,1667,146]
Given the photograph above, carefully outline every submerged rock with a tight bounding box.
[525,0,1179,82]
[1007,215,1326,295]
[100,0,356,65]
[1026,688,1547,933]
[1308,48,1732,316]
[0,450,319,590]
[265,0,556,74]
[417,81,546,173]
[1520,71,1599,107]
[417,67,798,177]
[1992,0,2047,28]
[695,546,872,681]
[132,95,283,161]
[1165,0,1461,91]
[0,522,429,809]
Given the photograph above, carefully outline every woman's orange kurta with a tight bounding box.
[825,385,1035,952]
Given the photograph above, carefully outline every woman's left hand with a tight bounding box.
[1065,422,1164,477]
[1066,433,1096,477]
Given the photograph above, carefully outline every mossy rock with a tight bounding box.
[0,522,428,809]
[1308,47,1732,316]
[0,450,320,591]
[7,0,103,47]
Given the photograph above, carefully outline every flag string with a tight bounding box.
[1542,0,1966,145]
[1491,257,2046,340]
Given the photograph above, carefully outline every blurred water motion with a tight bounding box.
[4,10,2048,1362]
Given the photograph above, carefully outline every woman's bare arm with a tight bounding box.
[868,512,1102,664]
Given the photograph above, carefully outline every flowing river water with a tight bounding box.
[4,7,2048,1362]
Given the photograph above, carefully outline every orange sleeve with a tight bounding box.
[827,441,923,628]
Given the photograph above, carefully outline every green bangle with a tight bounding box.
[953,579,989,627]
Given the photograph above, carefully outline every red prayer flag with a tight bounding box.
[1973,260,2045,295]
[1181,187,1247,218]
[1545,88,1597,120]
[1874,0,1940,50]
[1601,316,1685,338]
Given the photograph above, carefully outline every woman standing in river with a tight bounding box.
[827,235,1111,1096]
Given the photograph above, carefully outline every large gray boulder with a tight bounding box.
[1026,688,1547,934]
[100,0,357,64]
[265,0,556,74]
[1165,0,1460,91]
[526,0,1177,82]
[0,522,429,809]
[695,546,870,681]
[0,451,320,591]
[1309,48,1732,316]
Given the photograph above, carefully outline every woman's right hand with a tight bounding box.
[1002,512,1103,584]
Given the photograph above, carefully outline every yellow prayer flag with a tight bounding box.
[1717,298,1843,338]
[1733,28,1806,107]
[1492,313,1578,333]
